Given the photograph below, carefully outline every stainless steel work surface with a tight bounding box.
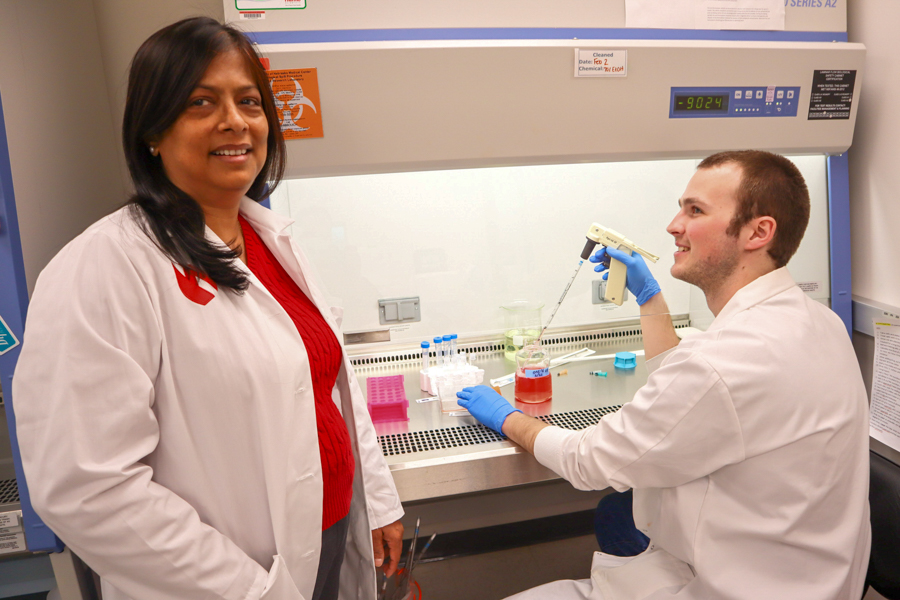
[352,321,684,502]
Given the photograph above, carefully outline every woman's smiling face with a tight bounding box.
[154,48,269,209]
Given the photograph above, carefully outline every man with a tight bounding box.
[458,151,871,599]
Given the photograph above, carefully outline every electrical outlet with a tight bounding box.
[378,296,421,325]
[592,280,628,305]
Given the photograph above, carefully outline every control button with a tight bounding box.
[776,90,784,99]
[735,90,742,99]
[755,90,763,99]
[787,90,795,99]
[745,90,753,98]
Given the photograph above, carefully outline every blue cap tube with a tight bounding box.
[442,335,452,365]
[421,341,430,372]
[433,336,443,366]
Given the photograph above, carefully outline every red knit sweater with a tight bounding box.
[240,216,355,530]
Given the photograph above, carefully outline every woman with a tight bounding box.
[13,17,403,600]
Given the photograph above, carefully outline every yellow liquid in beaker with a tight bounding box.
[504,328,540,361]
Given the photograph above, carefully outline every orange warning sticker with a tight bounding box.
[268,68,323,140]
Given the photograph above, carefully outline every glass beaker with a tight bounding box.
[515,342,552,404]
[501,300,544,361]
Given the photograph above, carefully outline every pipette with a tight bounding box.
[538,258,586,341]
[537,226,609,340]
[539,222,660,339]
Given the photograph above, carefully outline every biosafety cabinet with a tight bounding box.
[0,0,864,592]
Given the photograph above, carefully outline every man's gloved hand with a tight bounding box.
[590,246,661,306]
[456,385,521,434]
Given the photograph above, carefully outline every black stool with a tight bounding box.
[866,451,900,599]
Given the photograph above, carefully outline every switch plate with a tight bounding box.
[592,280,628,304]
[378,296,421,325]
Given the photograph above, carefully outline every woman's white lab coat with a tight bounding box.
[13,198,403,600]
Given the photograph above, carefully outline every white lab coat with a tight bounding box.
[13,198,403,600]
[522,268,871,600]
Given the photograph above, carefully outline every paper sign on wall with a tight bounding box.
[575,50,627,78]
[267,68,324,140]
[870,318,900,452]
[626,0,784,30]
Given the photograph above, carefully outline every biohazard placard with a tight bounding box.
[268,68,323,140]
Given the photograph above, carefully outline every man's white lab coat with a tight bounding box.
[13,199,403,600]
[526,268,871,600]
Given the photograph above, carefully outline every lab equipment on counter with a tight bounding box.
[515,341,553,404]
[501,301,543,360]
[420,341,430,373]
[490,347,595,388]
[590,370,609,377]
[426,363,485,413]
[433,336,442,363]
[442,335,452,365]
[584,224,660,306]
[366,375,410,423]
[418,334,485,410]
[614,352,637,369]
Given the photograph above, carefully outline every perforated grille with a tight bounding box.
[351,343,506,367]
[349,322,693,369]
[0,479,19,505]
[379,405,622,457]
[536,405,621,430]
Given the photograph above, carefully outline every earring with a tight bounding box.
[149,146,158,156]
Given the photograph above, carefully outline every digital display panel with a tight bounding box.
[673,94,729,113]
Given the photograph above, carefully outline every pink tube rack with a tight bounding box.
[366,374,409,423]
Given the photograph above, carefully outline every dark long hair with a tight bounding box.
[123,17,286,292]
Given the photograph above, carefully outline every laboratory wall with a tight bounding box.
[847,2,900,307]
[272,156,831,342]
[0,1,125,292]
[847,2,900,476]
[90,0,224,188]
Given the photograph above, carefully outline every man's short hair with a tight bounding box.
[698,150,810,268]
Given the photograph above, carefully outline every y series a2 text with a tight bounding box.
[785,0,838,7]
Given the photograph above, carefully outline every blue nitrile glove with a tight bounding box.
[589,246,661,306]
[456,385,521,434]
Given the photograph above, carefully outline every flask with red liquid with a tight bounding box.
[515,342,552,404]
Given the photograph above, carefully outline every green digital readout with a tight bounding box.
[674,94,729,113]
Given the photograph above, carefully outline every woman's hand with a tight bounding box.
[372,520,404,576]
